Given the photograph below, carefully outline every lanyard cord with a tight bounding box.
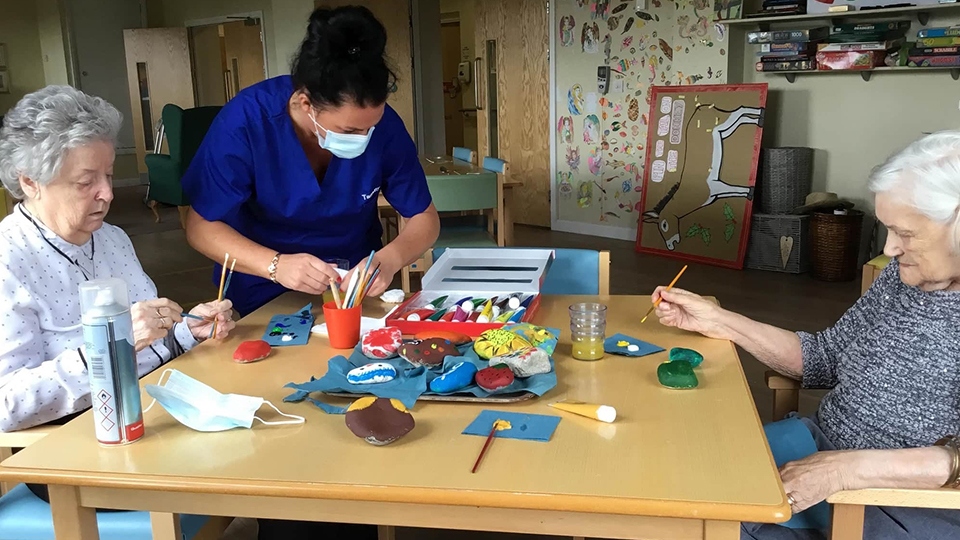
[19,206,95,280]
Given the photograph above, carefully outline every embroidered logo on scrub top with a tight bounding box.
[361,186,381,202]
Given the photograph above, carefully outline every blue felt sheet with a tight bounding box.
[284,342,558,410]
[462,410,561,442]
[262,303,314,346]
[603,333,665,357]
[765,417,830,530]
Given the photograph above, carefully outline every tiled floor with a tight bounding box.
[111,187,859,539]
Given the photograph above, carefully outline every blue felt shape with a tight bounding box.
[764,418,830,530]
[307,398,348,415]
[284,342,557,409]
[429,361,477,393]
[462,410,562,442]
[603,333,665,357]
[263,303,314,346]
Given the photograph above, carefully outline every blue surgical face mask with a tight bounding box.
[311,110,375,159]
[143,369,304,432]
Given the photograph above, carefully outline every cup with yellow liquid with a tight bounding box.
[569,303,607,361]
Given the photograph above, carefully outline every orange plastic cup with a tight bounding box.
[322,301,362,349]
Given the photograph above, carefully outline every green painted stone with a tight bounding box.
[657,360,699,389]
[669,347,704,367]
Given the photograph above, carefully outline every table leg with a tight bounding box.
[503,188,515,246]
[49,484,100,540]
[378,525,397,540]
[704,520,739,540]
[830,504,865,540]
[151,512,183,540]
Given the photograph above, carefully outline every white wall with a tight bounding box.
[0,2,46,114]
[36,0,70,86]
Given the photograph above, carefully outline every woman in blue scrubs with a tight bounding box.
[182,5,440,318]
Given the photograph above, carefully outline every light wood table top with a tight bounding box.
[0,294,788,525]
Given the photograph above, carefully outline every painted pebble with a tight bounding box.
[413,330,472,346]
[233,340,271,364]
[429,361,478,393]
[475,365,515,392]
[347,362,398,385]
[490,346,551,378]
[473,329,532,360]
[669,347,704,367]
[399,337,462,367]
[345,397,415,445]
[361,327,403,360]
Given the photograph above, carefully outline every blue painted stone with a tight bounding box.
[347,363,398,385]
[429,361,478,393]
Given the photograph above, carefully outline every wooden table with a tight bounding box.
[0,294,788,540]
[379,156,522,246]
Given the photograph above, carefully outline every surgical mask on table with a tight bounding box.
[144,369,304,432]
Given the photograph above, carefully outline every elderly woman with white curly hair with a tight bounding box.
[0,85,236,438]
[654,130,960,540]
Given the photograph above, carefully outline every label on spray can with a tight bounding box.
[80,280,144,445]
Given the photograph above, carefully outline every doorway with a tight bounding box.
[188,17,267,107]
[440,19,464,153]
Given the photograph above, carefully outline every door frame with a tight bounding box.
[183,11,270,82]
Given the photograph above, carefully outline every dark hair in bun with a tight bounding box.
[292,5,397,109]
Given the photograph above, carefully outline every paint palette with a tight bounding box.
[387,249,554,337]
[262,303,314,346]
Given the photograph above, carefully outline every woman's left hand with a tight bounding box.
[341,250,401,301]
[186,299,236,341]
[781,450,859,513]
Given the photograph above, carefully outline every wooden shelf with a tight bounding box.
[722,2,960,29]
[760,65,960,82]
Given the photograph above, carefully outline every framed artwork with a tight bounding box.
[635,83,768,269]
[0,71,9,94]
[0,43,6,69]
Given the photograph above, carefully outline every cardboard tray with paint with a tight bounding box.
[386,248,555,337]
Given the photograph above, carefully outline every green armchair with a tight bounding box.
[144,104,221,227]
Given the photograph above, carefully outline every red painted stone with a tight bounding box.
[475,365,515,392]
[361,327,403,360]
[233,340,271,364]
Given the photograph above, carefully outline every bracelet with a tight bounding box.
[267,253,281,283]
[934,435,960,488]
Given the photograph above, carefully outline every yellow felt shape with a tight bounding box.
[473,329,532,360]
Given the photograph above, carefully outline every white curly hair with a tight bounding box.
[0,85,122,199]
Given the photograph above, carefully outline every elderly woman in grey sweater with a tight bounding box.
[654,130,960,540]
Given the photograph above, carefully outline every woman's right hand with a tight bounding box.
[651,287,728,340]
[273,253,342,295]
[131,298,184,352]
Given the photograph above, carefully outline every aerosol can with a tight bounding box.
[79,278,144,445]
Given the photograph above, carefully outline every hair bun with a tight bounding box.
[306,6,386,63]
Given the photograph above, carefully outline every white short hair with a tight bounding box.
[869,130,960,240]
[0,85,122,199]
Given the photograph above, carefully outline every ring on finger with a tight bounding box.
[156,307,163,318]
[159,316,168,329]
[786,493,796,507]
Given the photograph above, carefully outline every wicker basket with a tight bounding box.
[758,147,814,214]
[745,213,810,273]
[810,210,864,282]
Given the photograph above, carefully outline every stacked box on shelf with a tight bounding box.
[817,21,910,70]
[909,26,960,67]
[386,248,555,337]
[749,27,828,72]
[749,0,806,17]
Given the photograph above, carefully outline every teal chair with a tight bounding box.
[428,248,610,295]
[144,104,222,227]
[0,427,229,540]
[430,172,504,249]
[452,146,476,164]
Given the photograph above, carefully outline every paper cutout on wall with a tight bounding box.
[588,147,604,175]
[655,139,665,157]
[583,115,600,143]
[622,35,633,50]
[622,17,634,34]
[557,172,574,199]
[581,22,600,53]
[660,39,673,61]
[651,160,666,182]
[568,85,585,115]
[603,34,612,62]
[577,181,593,207]
[612,2,628,13]
[560,15,577,46]
[607,14,621,30]
[591,0,611,19]
[714,22,726,41]
[628,98,639,121]
[558,116,574,143]
[566,146,581,170]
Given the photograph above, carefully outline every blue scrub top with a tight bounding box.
[181,76,432,316]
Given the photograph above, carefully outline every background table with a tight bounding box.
[379,156,522,245]
[0,294,789,540]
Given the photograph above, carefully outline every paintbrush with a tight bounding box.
[641,264,688,324]
[210,253,230,339]
[342,268,362,309]
[330,278,343,309]
[472,419,509,473]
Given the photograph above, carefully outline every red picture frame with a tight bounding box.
[634,83,768,269]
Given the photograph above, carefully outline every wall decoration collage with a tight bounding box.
[554,0,728,234]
